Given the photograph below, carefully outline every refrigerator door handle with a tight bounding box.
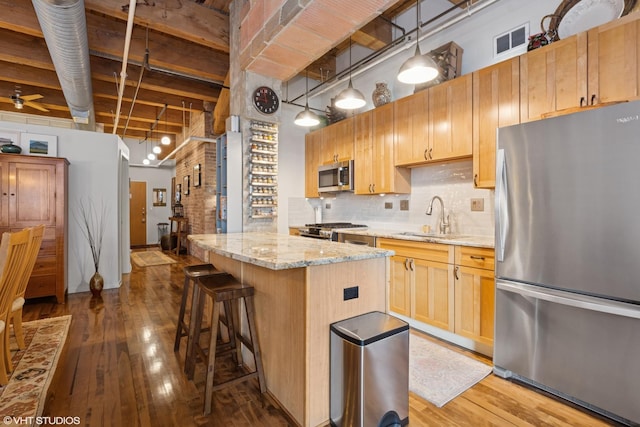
[495,148,508,262]
[497,280,640,320]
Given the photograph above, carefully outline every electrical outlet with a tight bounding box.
[400,200,409,211]
[343,286,359,301]
[384,202,393,209]
[325,203,331,209]
[471,198,484,212]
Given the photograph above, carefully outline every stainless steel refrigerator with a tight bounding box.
[494,101,640,425]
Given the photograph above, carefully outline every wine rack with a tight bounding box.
[249,120,278,219]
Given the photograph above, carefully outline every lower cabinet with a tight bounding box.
[378,238,495,348]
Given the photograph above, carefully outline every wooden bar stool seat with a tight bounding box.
[186,273,266,415]
[174,263,224,354]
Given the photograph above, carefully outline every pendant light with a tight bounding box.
[335,37,366,110]
[397,0,439,84]
[153,145,161,154]
[295,69,320,127]
[161,106,171,144]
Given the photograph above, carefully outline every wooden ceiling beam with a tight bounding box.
[84,0,230,53]
[212,71,230,135]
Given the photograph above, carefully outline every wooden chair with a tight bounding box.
[10,225,45,349]
[0,228,31,385]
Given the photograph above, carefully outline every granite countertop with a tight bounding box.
[188,232,394,270]
[334,228,495,249]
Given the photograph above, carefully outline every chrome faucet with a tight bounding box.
[426,196,450,234]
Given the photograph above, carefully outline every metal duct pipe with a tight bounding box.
[32,0,95,128]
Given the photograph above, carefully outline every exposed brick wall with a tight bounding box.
[175,110,216,260]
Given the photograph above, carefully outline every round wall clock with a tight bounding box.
[252,86,279,114]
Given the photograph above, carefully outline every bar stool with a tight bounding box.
[174,263,224,354]
[186,273,266,415]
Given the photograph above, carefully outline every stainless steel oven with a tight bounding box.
[337,232,376,247]
[298,223,367,241]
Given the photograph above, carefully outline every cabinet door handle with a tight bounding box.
[428,148,433,160]
[404,258,409,270]
[591,94,596,105]
[473,174,478,187]
[409,259,415,271]
[368,184,372,193]
[372,184,375,193]
[454,266,459,280]
[580,96,586,107]
[424,148,429,160]
[470,255,485,260]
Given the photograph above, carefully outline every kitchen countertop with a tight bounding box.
[334,228,495,249]
[188,232,394,270]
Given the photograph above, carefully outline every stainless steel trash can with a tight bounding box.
[330,311,409,427]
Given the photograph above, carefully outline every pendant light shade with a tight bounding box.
[295,70,320,127]
[397,0,439,85]
[152,145,161,154]
[147,152,156,161]
[335,37,366,110]
[161,135,171,145]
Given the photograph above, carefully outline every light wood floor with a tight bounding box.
[22,249,618,426]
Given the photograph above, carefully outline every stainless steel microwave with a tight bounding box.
[318,160,354,193]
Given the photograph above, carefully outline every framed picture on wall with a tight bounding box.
[183,175,190,195]
[21,133,58,156]
[193,164,201,187]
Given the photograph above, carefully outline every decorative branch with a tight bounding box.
[76,198,108,273]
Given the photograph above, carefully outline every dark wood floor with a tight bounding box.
[22,248,616,426]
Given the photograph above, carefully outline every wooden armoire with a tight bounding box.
[0,153,68,303]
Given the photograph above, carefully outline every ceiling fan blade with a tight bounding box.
[25,101,50,112]
[0,96,13,104]
[21,94,43,101]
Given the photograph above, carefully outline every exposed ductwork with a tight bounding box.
[31,0,95,129]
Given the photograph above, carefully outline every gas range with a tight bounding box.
[298,222,368,241]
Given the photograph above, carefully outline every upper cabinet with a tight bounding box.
[587,14,640,105]
[355,104,410,195]
[394,89,429,166]
[304,130,322,198]
[319,117,354,164]
[395,74,473,166]
[429,73,473,162]
[521,12,640,122]
[520,32,587,122]
[472,57,520,188]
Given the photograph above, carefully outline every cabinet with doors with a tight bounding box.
[472,56,520,188]
[521,12,640,122]
[378,238,454,331]
[453,245,495,347]
[0,154,68,303]
[354,103,410,195]
[319,116,354,164]
[304,129,322,198]
[394,88,429,166]
[379,237,495,349]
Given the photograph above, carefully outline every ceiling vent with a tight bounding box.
[494,23,529,60]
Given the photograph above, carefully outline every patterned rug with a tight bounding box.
[0,316,71,421]
[410,333,492,407]
[131,250,177,267]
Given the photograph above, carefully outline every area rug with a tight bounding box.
[410,333,492,408]
[131,250,177,267]
[0,315,71,421]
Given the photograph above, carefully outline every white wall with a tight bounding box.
[0,120,129,294]
[125,137,175,244]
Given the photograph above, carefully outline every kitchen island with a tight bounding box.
[188,232,393,427]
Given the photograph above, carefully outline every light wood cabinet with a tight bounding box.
[378,238,454,331]
[521,13,640,122]
[587,14,640,105]
[472,57,520,188]
[319,117,353,164]
[454,246,495,347]
[0,154,68,303]
[395,74,472,166]
[394,89,429,166]
[379,238,495,348]
[354,105,410,195]
[304,130,322,198]
[428,73,473,162]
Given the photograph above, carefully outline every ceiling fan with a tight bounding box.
[0,90,50,112]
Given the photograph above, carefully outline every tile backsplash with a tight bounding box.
[288,159,495,237]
